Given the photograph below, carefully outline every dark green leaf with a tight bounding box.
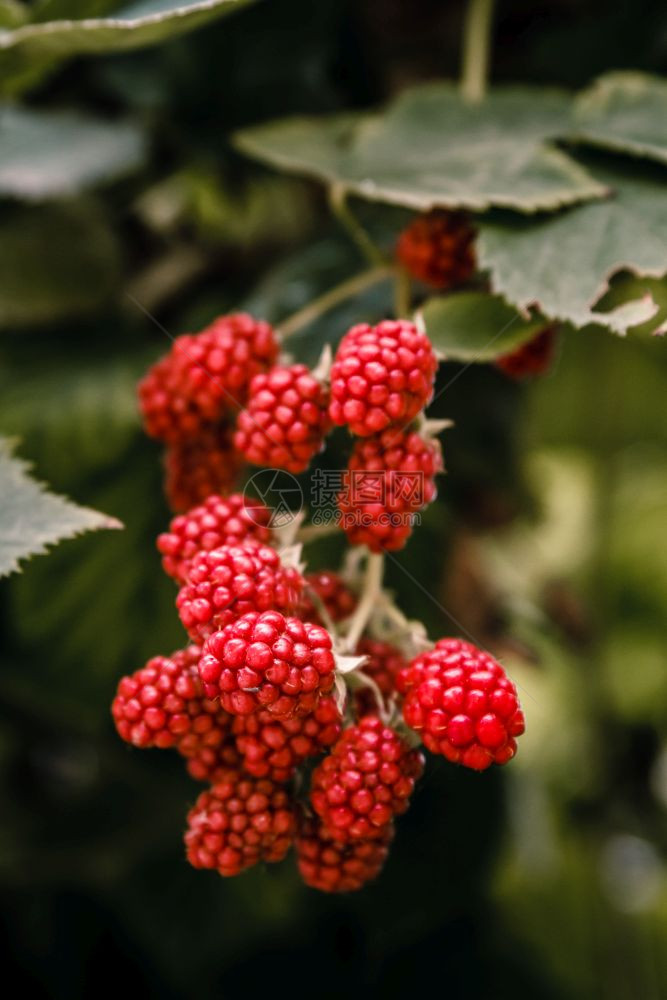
[571,72,667,166]
[0,0,254,94]
[478,160,667,334]
[420,292,547,362]
[0,201,121,326]
[235,84,607,214]
[0,105,146,198]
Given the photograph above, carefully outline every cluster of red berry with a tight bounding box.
[112,487,524,890]
[116,259,528,891]
[138,296,445,549]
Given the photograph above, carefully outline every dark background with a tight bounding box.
[1,1,667,996]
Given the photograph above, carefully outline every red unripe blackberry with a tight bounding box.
[234,364,331,473]
[495,326,558,380]
[163,423,243,513]
[112,646,228,750]
[158,492,273,584]
[300,571,357,626]
[232,696,342,782]
[337,426,443,552]
[354,639,407,715]
[329,320,438,437]
[176,541,304,642]
[310,715,424,842]
[199,610,336,717]
[396,209,476,289]
[138,313,278,443]
[396,638,479,694]
[401,638,525,770]
[296,816,393,893]
[181,736,242,784]
[185,773,296,877]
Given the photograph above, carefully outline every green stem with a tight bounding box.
[394,267,413,319]
[328,184,387,265]
[460,0,495,103]
[277,265,395,340]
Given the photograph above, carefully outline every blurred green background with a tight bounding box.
[1,1,667,996]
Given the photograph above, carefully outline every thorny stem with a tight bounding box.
[394,267,413,319]
[328,184,387,266]
[277,265,395,340]
[460,0,495,103]
[343,552,385,652]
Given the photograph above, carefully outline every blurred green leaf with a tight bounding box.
[136,168,314,248]
[571,72,667,165]
[478,159,667,335]
[0,0,254,94]
[242,238,394,366]
[32,0,120,21]
[0,105,146,199]
[0,200,121,326]
[0,0,27,28]
[235,84,607,214]
[420,292,547,362]
[0,346,149,476]
[0,437,121,578]
[595,272,667,337]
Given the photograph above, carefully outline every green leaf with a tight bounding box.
[420,292,547,362]
[0,0,27,29]
[235,83,607,214]
[0,0,253,94]
[478,159,667,335]
[0,200,120,326]
[0,105,146,199]
[0,438,121,578]
[0,346,149,477]
[571,72,667,166]
[136,168,315,249]
[595,273,667,338]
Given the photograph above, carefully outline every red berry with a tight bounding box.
[199,610,336,717]
[138,313,278,443]
[176,541,304,642]
[234,364,331,474]
[296,816,393,893]
[329,320,438,437]
[396,210,476,289]
[111,646,230,751]
[299,571,357,626]
[181,736,242,783]
[163,423,243,513]
[400,638,525,770]
[354,639,407,715]
[232,696,342,782]
[495,326,558,380]
[310,716,424,842]
[158,492,273,584]
[185,773,296,877]
[337,427,443,552]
